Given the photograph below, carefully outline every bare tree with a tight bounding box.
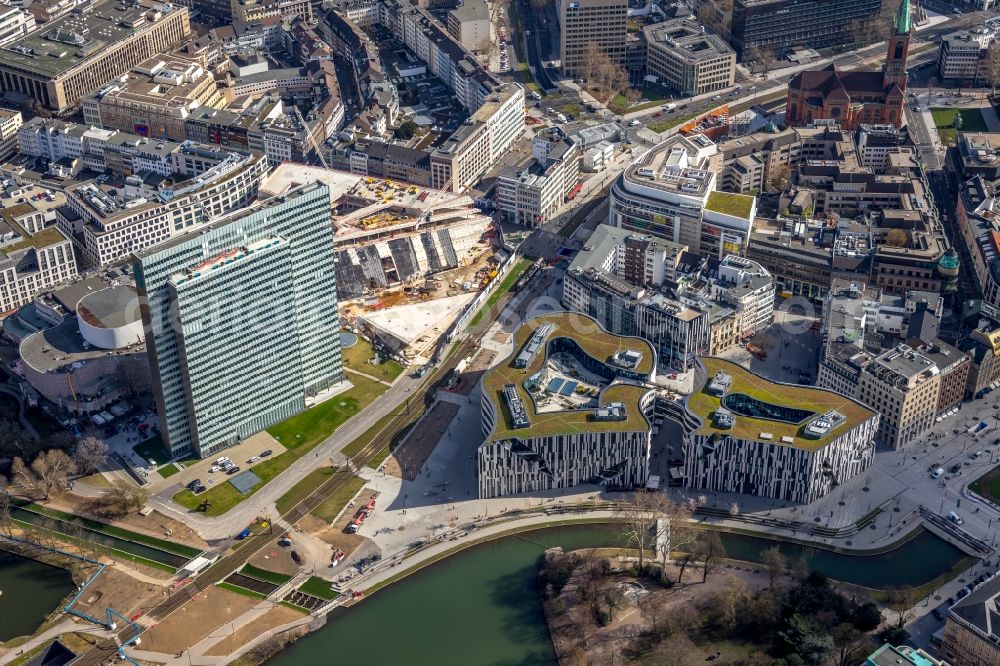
[579,42,628,103]
[984,42,1000,94]
[886,588,916,629]
[693,531,726,582]
[30,449,77,499]
[618,491,664,573]
[761,545,786,590]
[833,622,874,666]
[72,437,109,476]
[105,480,135,515]
[653,497,702,582]
[769,164,791,193]
[655,634,696,666]
[10,456,41,498]
[0,475,13,537]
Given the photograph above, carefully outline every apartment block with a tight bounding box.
[644,19,736,96]
[447,0,490,53]
[0,0,191,113]
[559,0,627,77]
[134,182,343,459]
[0,3,35,47]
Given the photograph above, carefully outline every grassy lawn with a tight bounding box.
[133,436,169,464]
[78,473,112,489]
[173,375,384,517]
[931,108,988,146]
[970,464,1000,503]
[298,575,338,600]
[275,467,337,515]
[20,503,201,557]
[267,374,384,451]
[340,334,403,380]
[310,474,365,523]
[468,258,532,327]
[241,563,292,585]
[217,581,268,600]
[158,463,180,479]
[610,87,667,114]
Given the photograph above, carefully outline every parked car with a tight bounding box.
[187,479,202,490]
[226,466,241,475]
[247,456,260,464]
[932,608,945,621]
[260,450,273,457]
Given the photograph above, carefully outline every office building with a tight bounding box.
[961,325,1000,399]
[0,0,191,113]
[559,0,627,77]
[0,203,77,315]
[134,182,343,459]
[730,0,883,58]
[478,312,657,498]
[82,54,226,142]
[644,19,736,96]
[496,130,581,227]
[0,109,21,163]
[562,224,773,370]
[610,133,756,258]
[938,28,994,84]
[785,0,910,129]
[0,3,35,47]
[943,573,1000,666]
[680,357,879,504]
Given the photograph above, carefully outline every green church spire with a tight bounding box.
[896,0,911,35]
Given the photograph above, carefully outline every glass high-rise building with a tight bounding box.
[133,182,343,458]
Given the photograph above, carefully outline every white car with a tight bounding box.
[247,456,260,464]
[209,465,220,473]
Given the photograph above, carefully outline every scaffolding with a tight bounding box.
[0,533,143,665]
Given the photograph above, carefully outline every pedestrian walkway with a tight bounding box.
[344,367,392,387]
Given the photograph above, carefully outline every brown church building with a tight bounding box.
[785,0,912,130]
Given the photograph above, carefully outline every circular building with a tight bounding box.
[19,285,149,414]
[76,285,144,350]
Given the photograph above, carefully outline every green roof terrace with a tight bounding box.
[482,312,656,440]
[687,357,876,451]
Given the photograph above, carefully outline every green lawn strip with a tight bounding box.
[158,463,180,478]
[468,258,532,327]
[648,112,698,134]
[10,517,176,573]
[970,464,1000,502]
[217,581,268,601]
[310,475,366,523]
[241,563,292,585]
[132,436,169,464]
[267,374,384,451]
[20,503,200,558]
[275,467,338,515]
[173,375,385,517]
[298,575,338,600]
[340,334,404,380]
[278,600,311,614]
[6,639,53,666]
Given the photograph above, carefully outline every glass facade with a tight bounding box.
[134,182,343,458]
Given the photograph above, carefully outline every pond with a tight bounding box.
[268,524,967,666]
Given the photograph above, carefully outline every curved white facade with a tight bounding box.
[77,286,143,350]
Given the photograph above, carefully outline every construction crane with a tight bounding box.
[292,105,331,170]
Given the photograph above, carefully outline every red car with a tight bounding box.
[653,112,662,118]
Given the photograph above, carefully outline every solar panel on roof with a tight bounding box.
[546,378,564,393]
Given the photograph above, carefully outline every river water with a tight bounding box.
[0,550,75,641]
[268,524,967,666]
